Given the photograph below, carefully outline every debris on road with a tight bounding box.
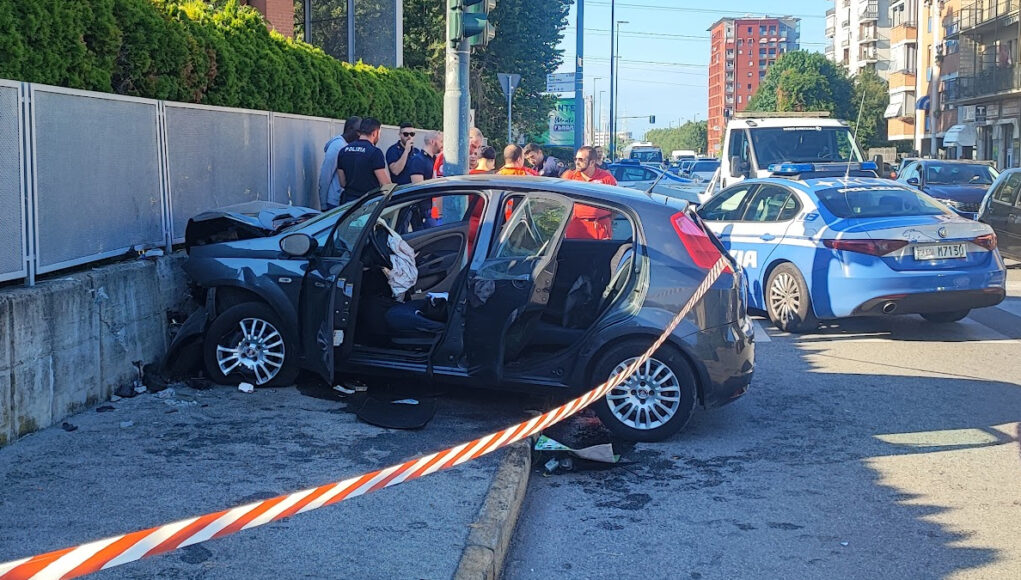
[155,388,176,400]
[96,405,116,413]
[119,421,134,429]
[332,384,356,395]
[354,395,436,430]
[238,382,255,394]
[114,384,136,398]
[61,422,78,432]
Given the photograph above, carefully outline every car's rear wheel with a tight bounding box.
[920,310,970,323]
[765,264,817,333]
[203,303,298,387]
[591,340,697,442]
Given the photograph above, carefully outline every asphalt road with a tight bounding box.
[506,267,1021,580]
[0,380,533,579]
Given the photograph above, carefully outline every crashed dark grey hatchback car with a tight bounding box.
[168,176,754,441]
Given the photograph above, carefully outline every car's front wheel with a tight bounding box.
[591,340,697,442]
[920,310,970,323]
[203,302,299,387]
[765,263,818,333]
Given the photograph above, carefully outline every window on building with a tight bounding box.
[760,25,767,34]
[769,25,777,35]
[927,16,932,32]
[748,83,753,90]
[748,27,752,34]
[738,95,743,103]
[759,70,766,79]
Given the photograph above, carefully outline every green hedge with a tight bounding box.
[0,0,441,127]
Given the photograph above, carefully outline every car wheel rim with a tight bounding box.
[605,357,681,431]
[769,272,800,324]
[215,317,285,385]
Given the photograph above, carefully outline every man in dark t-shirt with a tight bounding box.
[386,122,423,185]
[336,117,391,204]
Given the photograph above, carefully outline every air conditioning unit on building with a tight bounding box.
[961,105,976,121]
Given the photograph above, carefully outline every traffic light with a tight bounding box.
[448,0,496,48]
[649,115,656,124]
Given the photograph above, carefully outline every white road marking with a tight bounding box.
[753,320,772,342]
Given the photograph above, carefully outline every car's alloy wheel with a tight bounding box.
[769,272,799,319]
[203,302,299,387]
[591,340,697,442]
[765,264,817,333]
[215,317,286,385]
[605,357,681,431]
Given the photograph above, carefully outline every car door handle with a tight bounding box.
[759,234,776,241]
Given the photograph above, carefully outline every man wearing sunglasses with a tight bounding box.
[562,146,617,185]
[386,123,424,185]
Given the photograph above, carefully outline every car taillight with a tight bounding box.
[972,233,997,250]
[823,239,909,256]
[671,212,733,272]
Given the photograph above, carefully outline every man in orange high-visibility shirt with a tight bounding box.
[561,146,617,185]
[562,146,617,239]
[496,144,539,176]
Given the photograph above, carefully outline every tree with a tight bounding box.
[399,0,572,142]
[748,51,853,120]
[850,68,891,150]
[645,121,708,155]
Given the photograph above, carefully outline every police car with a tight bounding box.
[697,162,1007,332]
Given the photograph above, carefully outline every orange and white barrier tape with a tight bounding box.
[0,257,729,580]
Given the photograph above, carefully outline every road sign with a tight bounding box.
[498,73,522,142]
[546,72,575,93]
[498,73,521,100]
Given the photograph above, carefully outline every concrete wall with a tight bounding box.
[0,254,190,446]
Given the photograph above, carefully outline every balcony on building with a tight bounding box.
[959,0,1020,34]
[826,25,836,37]
[957,66,1021,101]
[859,25,879,44]
[825,44,836,58]
[841,37,851,48]
[860,47,880,63]
[889,66,917,90]
[860,0,880,21]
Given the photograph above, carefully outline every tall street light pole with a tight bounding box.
[611,19,628,160]
[574,0,585,151]
[591,76,602,146]
[608,0,616,161]
[599,90,607,145]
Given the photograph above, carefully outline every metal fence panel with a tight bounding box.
[0,81,25,282]
[165,104,270,241]
[32,88,163,273]
[271,114,333,208]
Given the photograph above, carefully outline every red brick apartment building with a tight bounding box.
[707,16,801,154]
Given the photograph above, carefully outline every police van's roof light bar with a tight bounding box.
[768,161,878,177]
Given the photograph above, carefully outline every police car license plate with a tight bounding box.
[913,243,967,260]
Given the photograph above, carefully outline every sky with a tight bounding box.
[552,0,831,141]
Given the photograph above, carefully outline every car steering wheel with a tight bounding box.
[369,222,392,269]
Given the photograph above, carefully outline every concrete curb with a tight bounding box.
[453,439,532,580]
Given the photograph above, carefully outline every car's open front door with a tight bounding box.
[460,193,574,383]
[299,194,388,383]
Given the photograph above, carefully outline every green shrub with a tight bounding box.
[0,0,440,126]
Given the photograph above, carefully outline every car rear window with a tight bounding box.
[815,186,948,218]
[691,161,719,172]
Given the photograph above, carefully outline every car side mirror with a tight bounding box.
[280,233,317,257]
[906,177,919,186]
[729,156,747,178]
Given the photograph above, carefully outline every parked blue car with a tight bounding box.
[896,159,998,219]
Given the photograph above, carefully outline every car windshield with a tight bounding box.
[329,194,384,254]
[815,186,948,218]
[281,200,356,234]
[630,150,663,163]
[749,126,863,167]
[924,163,997,185]
[691,161,720,172]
